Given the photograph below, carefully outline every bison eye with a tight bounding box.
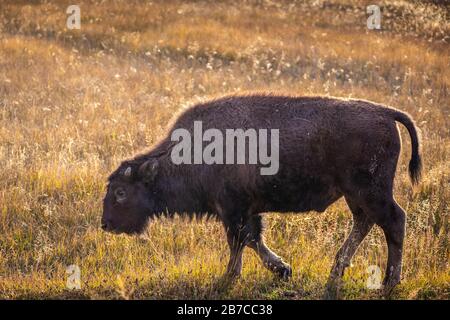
[114,188,127,203]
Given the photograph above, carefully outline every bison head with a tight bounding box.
[101,158,161,235]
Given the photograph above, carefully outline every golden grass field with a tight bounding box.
[0,0,448,299]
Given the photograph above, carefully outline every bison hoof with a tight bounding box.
[268,261,292,280]
[382,278,400,297]
[323,281,341,300]
[224,270,241,281]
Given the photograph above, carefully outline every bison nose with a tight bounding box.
[101,223,108,230]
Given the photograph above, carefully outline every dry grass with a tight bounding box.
[0,0,448,299]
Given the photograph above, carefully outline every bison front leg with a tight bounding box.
[224,224,249,278]
[247,215,292,279]
[223,214,291,280]
[247,239,292,279]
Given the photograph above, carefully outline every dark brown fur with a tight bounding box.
[102,93,422,297]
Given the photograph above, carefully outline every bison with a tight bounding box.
[101,94,421,296]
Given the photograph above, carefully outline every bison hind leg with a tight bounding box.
[357,194,406,296]
[379,202,406,296]
[325,196,374,299]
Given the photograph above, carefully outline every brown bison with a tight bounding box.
[101,94,421,296]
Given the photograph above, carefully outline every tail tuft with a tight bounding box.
[408,151,422,185]
[392,110,422,186]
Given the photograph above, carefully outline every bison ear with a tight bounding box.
[124,166,132,178]
[138,159,159,182]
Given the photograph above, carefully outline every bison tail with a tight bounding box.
[392,110,422,185]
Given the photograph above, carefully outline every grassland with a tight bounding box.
[0,0,448,299]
